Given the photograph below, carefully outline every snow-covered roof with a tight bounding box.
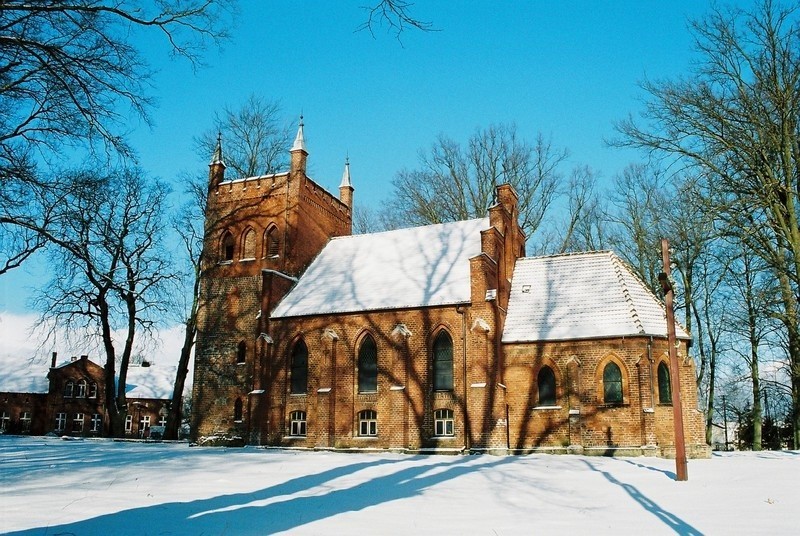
[502,251,689,343]
[272,218,489,318]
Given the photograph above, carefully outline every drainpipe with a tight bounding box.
[456,305,470,451]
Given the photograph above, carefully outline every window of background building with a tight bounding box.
[21,411,32,432]
[73,413,84,433]
[0,411,9,432]
[125,415,133,433]
[63,381,74,398]
[55,412,67,432]
[76,379,87,398]
[90,414,102,433]
[88,382,98,399]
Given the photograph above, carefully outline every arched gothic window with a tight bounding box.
[220,231,235,261]
[603,362,623,404]
[241,228,256,259]
[233,398,243,422]
[432,331,453,391]
[358,334,378,393]
[265,225,280,258]
[658,362,672,404]
[290,339,308,394]
[537,366,557,406]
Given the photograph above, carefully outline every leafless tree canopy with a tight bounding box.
[32,167,173,436]
[194,95,291,179]
[358,0,434,39]
[615,0,800,447]
[383,124,566,245]
[0,1,232,163]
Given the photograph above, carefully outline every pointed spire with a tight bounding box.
[291,114,307,153]
[210,131,226,167]
[339,155,352,188]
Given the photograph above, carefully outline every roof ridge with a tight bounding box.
[518,250,613,262]
[335,217,488,241]
[610,253,645,335]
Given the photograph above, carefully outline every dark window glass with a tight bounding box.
[537,366,557,406]
[658,362,672,404]
[234,398,243,421]
[290,340,308,394]
[603,362,623,404]
[358,335,378,393]
[221,232,234,261]
[236,341,246,364]
[432,331,453,391]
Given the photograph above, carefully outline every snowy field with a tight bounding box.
[1,436,797,535]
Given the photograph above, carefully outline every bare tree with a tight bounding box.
[31,167,173,437]
[0,1,232,276]
[615,0,800,445]
[553,165,608,253]
[195,95,291,179]
[384,124,567,246]
[359,0,435,38]
[164,175,207,439]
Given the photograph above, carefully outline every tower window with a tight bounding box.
[234,398,243,422]
[220,231,235,262]
[265,226,280,258]
[241,228,256,259]
[236,341,246,364]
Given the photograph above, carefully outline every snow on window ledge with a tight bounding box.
[533,405,562,411]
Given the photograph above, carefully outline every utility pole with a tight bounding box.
[722,395,729,451]
[659,238,688,481]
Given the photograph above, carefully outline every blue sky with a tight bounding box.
[0,1,743,314]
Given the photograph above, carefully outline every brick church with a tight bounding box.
[191,121,710,457]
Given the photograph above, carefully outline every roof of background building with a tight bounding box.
[502,251,689,343]
[272,218,489,318]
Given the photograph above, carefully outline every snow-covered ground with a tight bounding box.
[1,436,797,535]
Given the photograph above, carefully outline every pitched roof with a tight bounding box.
[271,218,489,318]
[502,251,689,343]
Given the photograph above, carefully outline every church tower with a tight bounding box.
[191,119,353,443]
